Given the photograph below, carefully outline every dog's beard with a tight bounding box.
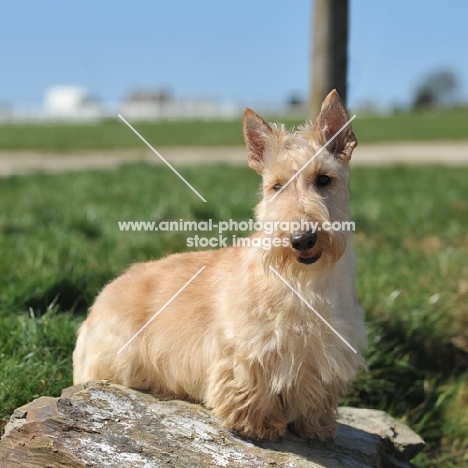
[258,228,349,279]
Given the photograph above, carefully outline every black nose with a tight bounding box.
[290,230,317,252]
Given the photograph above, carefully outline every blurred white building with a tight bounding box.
[43,86,102,120]
[0,86,301,123]
[120,88,242,120]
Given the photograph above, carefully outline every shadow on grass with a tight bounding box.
[25,278,92,316]
[346,319,468,463]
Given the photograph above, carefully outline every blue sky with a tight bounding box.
[1,0,467,109]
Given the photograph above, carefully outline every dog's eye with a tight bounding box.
[272,183,283,192]
[316,175,331,187]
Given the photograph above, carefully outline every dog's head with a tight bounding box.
[242,90,357,271]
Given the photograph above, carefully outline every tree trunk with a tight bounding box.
[309,0,349,120]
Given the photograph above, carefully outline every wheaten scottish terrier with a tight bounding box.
[73,90,366,442]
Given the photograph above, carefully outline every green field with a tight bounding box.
[0,163,467,467]
[0,108,467,152]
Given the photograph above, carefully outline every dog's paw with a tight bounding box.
[229,417,287,442]
[289,420,337,444]
[258,418,287,442]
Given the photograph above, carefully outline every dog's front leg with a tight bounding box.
[205,357,287,441]
[289,383,342,442]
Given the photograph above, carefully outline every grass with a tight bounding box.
[0,107,467,152]
[0,163,467,467]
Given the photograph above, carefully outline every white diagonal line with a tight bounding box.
[269,266,357,353]
[117,266,206,354]
[268,115,356,202]
[118,114,207,203]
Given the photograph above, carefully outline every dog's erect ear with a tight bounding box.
[243,108,274,175]
[314,90,357,161]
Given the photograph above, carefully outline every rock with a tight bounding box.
[0,381,424,468]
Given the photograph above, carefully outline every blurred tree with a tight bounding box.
[413,70,459,109]
[288,94,305,107]
[309,0,349,120]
